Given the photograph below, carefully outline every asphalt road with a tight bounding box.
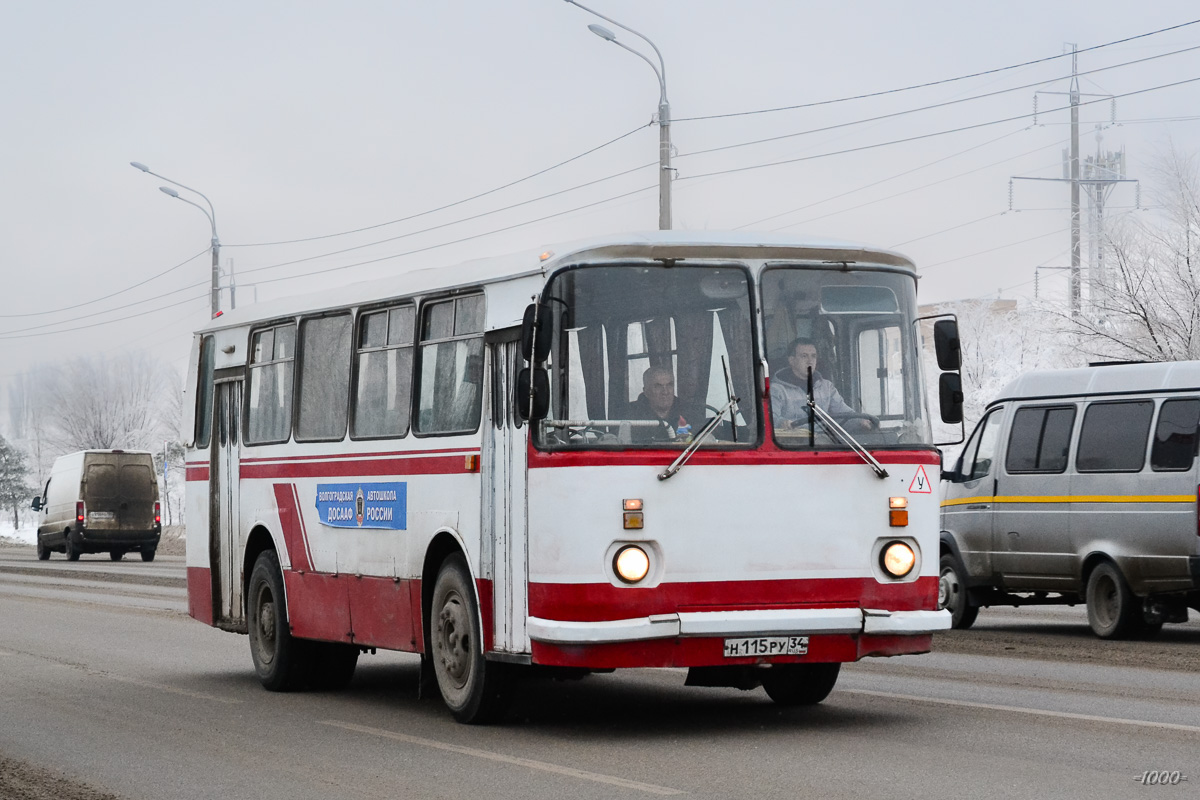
[1,546,1198,799]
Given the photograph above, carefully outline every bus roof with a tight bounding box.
[991,360,1200,404]
[196,230,914,335]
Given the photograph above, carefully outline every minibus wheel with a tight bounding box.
[36,537,50,561]
[762,663,841,706]
[141,548,156,562]
[938,555,978,629]
[247,550,308,691]
[1085,562,1139,639]
[65,536,80,562]
[110,550,125,561]
[430,554,510,723]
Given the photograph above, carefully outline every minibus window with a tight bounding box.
[1076,401,1154,473]
[967,408,1004,480]
[1150,399,1200,471]
[1006,406,1075,474]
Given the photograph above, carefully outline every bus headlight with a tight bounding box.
[880,541,916,578]
[613,545,651,583]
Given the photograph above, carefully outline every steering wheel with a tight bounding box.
[832,413,878,431]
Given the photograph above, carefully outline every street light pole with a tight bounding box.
[565,0,671,230]
[131,162,222,318]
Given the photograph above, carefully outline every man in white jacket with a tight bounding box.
[770,338,873,431]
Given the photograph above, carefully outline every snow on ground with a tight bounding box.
[0,519,35,546]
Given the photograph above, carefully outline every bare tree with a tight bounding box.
[1056,145,1200,362]
[40,352,179,453]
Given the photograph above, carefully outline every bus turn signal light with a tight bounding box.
[889,496,908,526]
[623,499,643,511]
[623,512,644,529]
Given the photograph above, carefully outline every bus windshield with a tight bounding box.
[536,264,758,449]
[761,265,932,449]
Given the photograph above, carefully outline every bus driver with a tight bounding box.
[630,366,695,443]
[771,338,873,432]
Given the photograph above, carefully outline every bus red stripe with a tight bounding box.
[273,483,312,571]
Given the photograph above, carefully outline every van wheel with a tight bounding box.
[306,643,359,691]
[110,550,125,561]
[430,555,510,723]
[938,555,979,629]
[36,538,50,561]
[1086,562,1140,639]
[65,537,80,562]
[140,548,156,562]
[247,550,308,691]
[762,663,841,706]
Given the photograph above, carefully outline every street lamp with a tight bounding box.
[565,0,672,230]
[131,161,222,318]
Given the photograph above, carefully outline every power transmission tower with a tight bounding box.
[1009,44,1135,317]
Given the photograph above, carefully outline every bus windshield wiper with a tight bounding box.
[807,399,889,479]
[659,358,740,481]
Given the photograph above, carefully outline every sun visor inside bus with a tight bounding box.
[819,285,899,314]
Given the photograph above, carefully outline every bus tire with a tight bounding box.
[306,642,359,691]
[762,663,841,706]
[247,550,308,691]
[65,535,80,562]
[938,554,979,629]
[36,538,50,561]
[430,555,509,724]
[1086,561,1140,639]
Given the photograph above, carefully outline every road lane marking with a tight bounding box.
[843,688,1200,734]
[319,719,684,795]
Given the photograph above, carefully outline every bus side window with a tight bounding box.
[246,324,296,445]
[295,314,353,442]
[352,306,414,439]
[195,335,215,448]
[416,294,485,435]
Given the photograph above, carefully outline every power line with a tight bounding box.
[225,123,651,248]
[677,75,1200,184]
[677,44,1200,162]
[891,212,1010,249]
[0,247,208,319]
[919,226,1072,273]
[0,277,208,337]
[0,291,209,341]
[674,19,1200,123]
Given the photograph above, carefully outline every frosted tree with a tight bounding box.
[0,434,33,530]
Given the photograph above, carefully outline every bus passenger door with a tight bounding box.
[484,338,529,654]
[209,378,243,626]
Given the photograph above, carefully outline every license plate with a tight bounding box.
[88,511,114,521]
[723,636,809,658]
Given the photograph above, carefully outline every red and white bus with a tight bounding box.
[184,232,961,723]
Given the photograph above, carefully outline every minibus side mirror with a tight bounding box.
[939,373,964,424]
[30,496,42,512]
[516,367,550,421]
[933,319,961,371]
[521,304,552,364]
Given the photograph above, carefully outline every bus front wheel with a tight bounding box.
[762,662,840,706]
[430,555,510,724]
[247,550,308,691]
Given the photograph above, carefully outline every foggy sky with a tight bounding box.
[2,0,1199,425]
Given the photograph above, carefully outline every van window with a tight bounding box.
[1076,401,1154,473]
[246,323,296,445]
[1150,398,1200,471]
[352,305,415,439]
[416,295,484,435]
[295,314,353,441]
[957,407,1004,481]
[1006,406,1075,473]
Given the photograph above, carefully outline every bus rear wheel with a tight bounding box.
[430,555,509,724]
[247,550,308,691]
[762,662,841,706]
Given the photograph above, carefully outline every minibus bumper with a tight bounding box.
[528,607,950,644]
[72,529,161,549]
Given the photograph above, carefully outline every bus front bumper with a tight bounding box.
[527,607,951,645]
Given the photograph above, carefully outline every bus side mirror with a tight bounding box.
[516,367,550,421]
[939,373,964,424]
[521,304,552,364]
[31,496,42,512]
[933,319,961,370]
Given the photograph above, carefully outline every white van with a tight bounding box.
[32,450,162,562]
[940,361,1200,638]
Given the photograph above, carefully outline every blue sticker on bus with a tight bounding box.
[315,482,407,530]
